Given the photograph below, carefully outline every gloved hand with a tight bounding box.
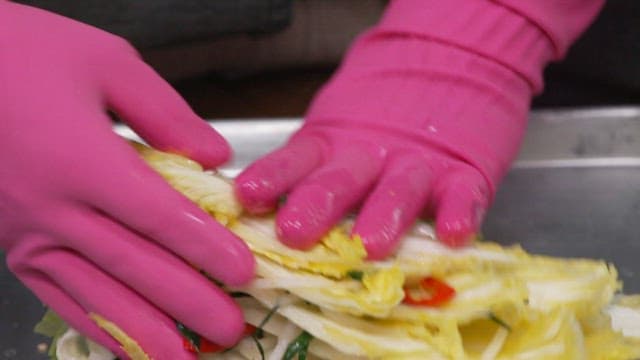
[235,1,553,259]
[0,3,254,359]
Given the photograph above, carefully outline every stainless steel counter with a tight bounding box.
[2,107,640,359]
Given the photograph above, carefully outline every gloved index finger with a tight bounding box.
[235,136,324,214]
[79,143,255,287]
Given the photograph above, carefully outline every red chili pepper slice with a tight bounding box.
[182,323,257,353]
[195,337,227,353]
[403,276,456,307]
[243,323,257,336]
[182,336,226,353]
[181,338,200,353]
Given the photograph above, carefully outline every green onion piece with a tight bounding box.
[251,334,266,360]
[229,291,251,298]
[255,304,279,339]
[488,312,512,332]
[176,322,201,351]
[245,303,280,359]
[282,331,313,360]
[346,270,364,281]
[278,195,288,206]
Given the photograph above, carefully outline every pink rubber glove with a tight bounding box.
[0,3,254,359]
[236,0,604,259]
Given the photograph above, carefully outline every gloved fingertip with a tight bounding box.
[147,126,231,170]
[276,223,317,250]
[437,229,476,248]
[275,211,322,250]
[180,287,247,348]
[192,131,232,169]
[274,184,347,250]
[210,303,247,347]
[221,249,256,286]
[353,202,421,261]
[434,179,488,248]
[352,225,395,261]
[172,127,231,170]
[360,235,393,261]
[201,228,256,286]
[233,176,278,215]
[435,214,480,248]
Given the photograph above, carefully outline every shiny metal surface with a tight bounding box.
[2,107,640,359]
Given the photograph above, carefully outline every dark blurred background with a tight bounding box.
[15,0,640,119]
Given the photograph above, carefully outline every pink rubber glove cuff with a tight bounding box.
[378,0,604,92]
[306,32,534,192]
